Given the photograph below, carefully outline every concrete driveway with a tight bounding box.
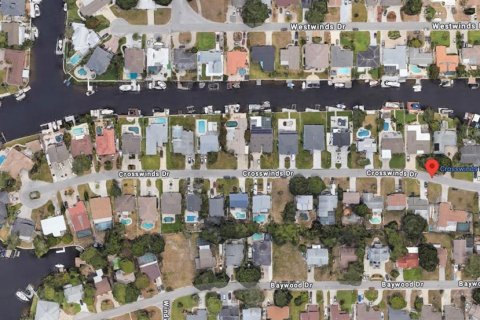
[313,150,321,169]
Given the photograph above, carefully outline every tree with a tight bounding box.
[354,203,369,217]
[427,64,440,80]
[104,224,125,255]
[33,236,50,257]
[234,289,264,307]
[424,5,436,21]
[267,223,300,245]
[153,0,172,5]
[282,201,296,223]
[418,243,439,272]
[352,109,366,129]
[235,266,261,284]
[402,0,422,15]
[72,155,92,175]
[0,172,16,192]
[389,294,407,309]
[289,175,308,195]
[305,0,328,23]
[193,270,229,290]
[80,247,107,269]
[340,261,363,285]
[113,283,139,304]
[116,0,139,10]
[401,213,427,245]
[465,255,480,279]
[241,0,269,27]
[414,296,423,312]
[134,273,150,290]
[120,259,135,273]
[307,176,326,195]
[108,179,122,198]
[473,288,480,304]
[131,234,165,256]
[274,289,292,307]
[207,296,222,314]
[385,222,407,261]
[294,292,309,306]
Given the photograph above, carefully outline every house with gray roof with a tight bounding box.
[383,46,408,79]
[11,218,35,242]
[173,48,197,72]
[356,303,381,320]
[318,193,337,225]
[252,195,271,214]
[186,310,208,320]
[443,306,464,320]
[187,193,202,213]
[462,46,480,67]
[421,305,442,320]
[406,124,431,155]
[303,125,325,152]
[252,239,272,266]
[219,306,240,320]
[331,46,354,68]
[124,48,145,77]
[362,193,384,212]
[209,197,225,218]
[409,47,433,67]
[460,145,480,165]
[332,129,351,148]
[367,242,390,268]
[433,130,457,155]
[306,245,329,267]
[408,197,429,221]
[242,308,262,320]
[0,0,25,16]
[146,119,168,155]
[280,46,300,71]
[35,300,60,320]
[199,134,219,154]
[0,191,9,227]
[296,195,313,212]
[278,132,298,155]
[86,47,113,76]
[357,46,380,70]
[172,125,194,156]
[196,244,216,270]
[388,307,410,320]
[251,46,275,72]
[64,284,84,304]
[225,241,244,266]
[114,194,135,214]
[231,0,246,7]
[121,133,141,155]
[161,192,182,215]
[46,143,70,164]
[197,51,224,77]
[304,43,330,70]
[229,193,248,219]
[250,116,273,153]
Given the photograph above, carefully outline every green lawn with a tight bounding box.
[289,292,309,320]
[389,154,406,169]
[430,31,450,47]
[216,178,239,195]
[207,151,237,169]
[340,31,370,52]
[29,154,53,182]
[171,295,199,320]
[141,155,160,170]
[403,267,422,281]
[468,31,480,45]
[336,290,357,312]
[161,218,184,233]
[169,115,196,131]
[111,5,148,25]
[197,32,216,51]
[301,112,327,125]
[167,151,185,170]
[260,151,279,169]
[452,171,474,181]
[296,145,313,169]
[321,150,331,169]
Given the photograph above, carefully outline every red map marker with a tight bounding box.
[425,158,440,177]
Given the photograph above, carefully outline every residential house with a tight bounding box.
[121,133,141,156]
[460,145,480,165]
[331,118,351,148]
[114,194,135,217]
[229,193,248,220]
[252,238,272,267]
[124,48,145,79]
[172,125,194,156]
[138,197,158,229]
[436,202,471,232]
[407,197,429,221]
[3,49,27,86]
[90,197,113,231]
[146,117,168,155]
[64,284,84,304]
[11,218,35,242]
[381,131,404,159]
[388,307,410,320]
[396,252,419,269]
[79,0,110,16]
[420,305,442,320]
[41,216,67,238]
[461,46,480,70]
[45,142,70,167]
[330,304,349,320]
[296,195,313,213]
[0,0,25,16]
[278,132,298,155]
[197,50,224,78]
[317,193,337,225]
[219,306,240,320]
[70,134,93,158]
[243,308,262,320]
[0,192,9,227]
[357,46,380,72]
[195,244,216,270]
[86,46,113,76]
[115,269,136,284]
[94,276,112,297]
[382,45,408,80]
[300,305,320,320]
[330,46,354,79]
[0,148,33,178]
[362,193,384,213]
[443,306,464,320]
[199,133,219,155]
[251,46,275,73]
[209,196,225,218]
[303,125,325,152]
[276,0,298,6]
[356,303,381,320]
[339,247,358,269]
[34,300,60,320]
[386,193,407,211]
[95,127,116,158]
[406,125,431,155]
[186,310,208,320]
[67,201,92,238]
[433,130,457,156]
[408,48,433,76]
[71,23,100,55]
[161,192,182,223]
[435,46,459,77]
[267,306,290,320]
[252,194,271,223]
[367,242,390,268]
[173,48,197,72]
[306,245,329,267]
[137,252,162,286]
[225,240,244,267]
[304,43,329,71]
[2,22,25,47]
[146,46,169,77]
[186,193,202,223]
[226,50,249,79]
[343,192,360,206]
[468,304,480,320]
[280,46,301,71]
[250,116,273,153]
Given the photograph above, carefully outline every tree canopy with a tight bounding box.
[131,234,165,257]
[241,0,269,27]
[120,259,135,273]
[418,243,439,272]
[235,266,262,284]
[389,293,407,310]
[289,175,325,195]
[305,0,328,23]
[193,270,229,290]
[116,0,139,10]
[274,289,292,307]
[401,213,427,245]
[402,0,422,15]
[153,0,172,5]
[234,289,265,307]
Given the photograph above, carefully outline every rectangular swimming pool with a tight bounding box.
[196,119,207,135]
[153,117,167,125]
[72,127,85,137]
[68,53,82,66]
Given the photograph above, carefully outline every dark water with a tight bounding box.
[0,248,78,319]
[0,0,480,140]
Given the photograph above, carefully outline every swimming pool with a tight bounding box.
[226,121,238,128]
[410,65,422,74]
[78,67,87,76]
[96,126,103,135]
[383,122,390,131]
[120,217,133,226]
[186,215,198,223]
[357,128,371,139]
[337,67,351,76]
[252,233,264,241]
[68,53,82,65]
[141,222,154,230]
[0,155,5,166]
[153,117,167,125]
[253,214,266,223]
[128,126,140,134]
[72,127,85,137]
[196,119,207,135]
[163,216,175,223]
[369,215,382,225]
[232,211,246,219]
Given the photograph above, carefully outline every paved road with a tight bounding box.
[75,280,464,320]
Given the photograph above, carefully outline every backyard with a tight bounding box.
[448,188,478,213]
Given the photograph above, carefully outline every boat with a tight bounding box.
[15,291,30,302]
[24,285,35,299]
[383,80,401,88]
[353,105,365,111]
[413,84,422,92]
[208,83,220,91]
[32,26,39,39]
[369,80,379,87]
[336,104,346,109]
[198,82,206,89]
[334,83,345,88]
[203,105,214,114]
[232,82,240,89]
[147,80,167,90]
[439,79,453,87]
[286,81,295,89]
[55,38,63,55]
[186,106,195,114]
[15,91,26,101]
[119,84,133,92]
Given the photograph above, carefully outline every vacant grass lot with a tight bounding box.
[271,179,293,223]
[402,178,420,197]
[356,178,377,193]
[352,0,367,22]
[196,32,216,51]
[199,0,228,22]
[336,290,357,312]
[154,8,171,25]
[111,6,148,25]
[430,31,450,47]
[161,234,196,289]
[340,31,370,52]
[207,151,237,169]
[427,183,442,204]
[273,243,307,281]
[448,188,478,213]
[247,32,266,47]
[380,178,395,197]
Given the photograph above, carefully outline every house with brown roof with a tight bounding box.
[67,201,92,238]
[2,22,23,46]
[0,148,33,178]
[70,135,93,158]
[114,194,135,217]
[300,305,320,320]
[386,193,407,211]
[280,46,301,71]
[124,48,145,79]
[380,131,404,159]
[356,304,381,320]
[94,277,112,297]
[330,304,350,320]
[396,253,419,269]
[3,49,27,86]
[435,46,459,76]
[342,192,360,205]
[436,202,471,232]
[90,197,113,231]
[95,127,116,158]
[339,247,358,269]
[137,252,162,287]
[304,43,329,71]
[453,239,467,265]
[267,306,290,320]
[461,46,480,69]
[138,197,158,229]
[161,192,181,224]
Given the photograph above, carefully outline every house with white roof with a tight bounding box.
[252,195,271,224]
[40,215,67,237]
[71,23,100,56]
[197,51,224,79]
[146,46,170,78]
[382,45,408,81]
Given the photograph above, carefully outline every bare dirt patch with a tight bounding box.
[273,243,307,281]
[161,233,196,289]
[179,32,192,45]
[248,32,267,47]
[272,32,292,49]
[271,179,293,223]
[199,0,228,23]
[356,178,377,193]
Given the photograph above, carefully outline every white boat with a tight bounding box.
[369,80,379,87]
[119,84,133,92]
[336,104,346,109]
[32,27,39,39]
[55,38,63,55]
[15,91,26,101]
[413,84,422,92]
[334,83,345,88]
[15,291,30,302]
[147,81,167,90]
[34,4,40,17]
[203,105,214,114]
[383,80,401,88]
[24,285,35,299]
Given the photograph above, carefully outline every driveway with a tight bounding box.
[313,150,321,169]
[340,1,352,23]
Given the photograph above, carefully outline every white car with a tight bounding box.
[34,4,41,17]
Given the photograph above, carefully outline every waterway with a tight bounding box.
[0,247,78,319]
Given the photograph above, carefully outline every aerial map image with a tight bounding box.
[5,0,480,319]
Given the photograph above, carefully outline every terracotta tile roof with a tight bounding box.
[226,50,248,76]
[68,201,91,232]
[438,202,469,227]
[90,197,112,220]
[71,135,93,157]
[4,49,26,86]
[267,306,290,320]
[435,46,459,73]
[95,128,116,156]
[0,148,33,178]
[330,304,350,320]
[300,305,320,320]
[396,253,419,269]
